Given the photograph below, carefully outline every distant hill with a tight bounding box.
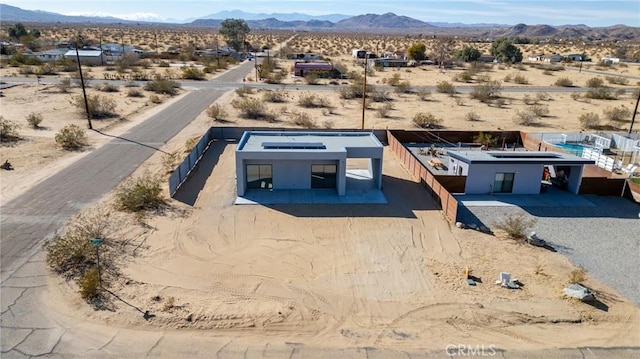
[335,12,434,29]
[1,3,639,40]
[198,10,349,23]
[0,3,130,24]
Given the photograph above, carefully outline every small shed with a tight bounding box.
[367,58,408,68]
[64,50,105,65]
[563,53,586,62]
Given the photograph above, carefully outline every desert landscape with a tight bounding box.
[2,20,640,355]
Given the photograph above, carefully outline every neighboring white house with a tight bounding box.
[235,131,383,197]
[527,53,545,62]
[446,150,594,195]
[601,57,621,64]
[63,50,105,65]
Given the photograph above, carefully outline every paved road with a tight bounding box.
[2,58,640,358]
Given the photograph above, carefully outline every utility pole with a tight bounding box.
[630,87,640,135]
[361,55,368,130]
[75,34,92,129]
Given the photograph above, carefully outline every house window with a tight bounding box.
[246,164,272,189]
[494,173,514,193]
[311,164,337,189]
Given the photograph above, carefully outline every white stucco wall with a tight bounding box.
[465,163,544,194]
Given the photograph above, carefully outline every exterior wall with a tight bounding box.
[447,157,469,176]
[236,151,347,196]
[465,163,544,194]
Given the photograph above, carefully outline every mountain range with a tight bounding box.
[1,4,638,40]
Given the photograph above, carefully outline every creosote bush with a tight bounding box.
[57,77,72,93]
[465,111,481,122]
[149,94,162,104]
[55,124,88,150]
[297,93,333,109]
[235,86,254,97]
[144,77,180,95]
[412,112,443,128]
[579,112,600,129]
[26,112,43,128]
[602,106,631,123]
[494,213,537,241]
[74,94,117,119]
[262,90,286,103]
[513,109,539,126]
[100,82,119,92]
[182,67,206,80]
[78,268,101,300]
[470,80,502,103]
[0,116,20,141]
[377,103,393,118]
[127,88,144,98]
[568,268,587,284]
[554,77,573,87]
[206,103,228,121]
[436,81,456,96]
[290,110,316,128]
[114,171,165,212]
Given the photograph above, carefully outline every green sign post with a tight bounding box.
[90,237,104,288]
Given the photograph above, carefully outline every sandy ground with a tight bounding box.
[46,142,640,350]
[2,34,640,352]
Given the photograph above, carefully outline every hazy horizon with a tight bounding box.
[2,0,639,27]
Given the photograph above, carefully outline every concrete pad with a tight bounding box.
[455,190,595,208]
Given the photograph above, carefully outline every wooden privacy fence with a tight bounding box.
[168,127,215,197]
[387,130,459,223]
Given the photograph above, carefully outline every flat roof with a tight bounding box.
[447,150,596,165]
[237,131,382,152]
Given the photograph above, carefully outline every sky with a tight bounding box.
[3,0,640,27]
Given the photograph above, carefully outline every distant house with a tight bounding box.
[293,61,341,78]
[563,53,586,62]
[477,54,496,63]
[291,53,322,61]
[527,53,545,62]
[367,58,408,68]
[352,49,366,59]
[543,54,563,63]
[64,49,105,66]
[100,43,143,60]
[30,48,67,62]
[601,57,620,64]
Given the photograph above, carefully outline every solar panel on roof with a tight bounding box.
[261,142,326,149]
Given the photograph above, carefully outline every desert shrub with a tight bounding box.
[149,94,162,104]
[476,74,492,83]
[493,213,537,240]
[579,112,600,129]
[99,82,119,92]
[205,103,228,121]
[235,86,254,97]
[605,76,628,85]
[536,92,551,102]
[304,72,319,85]
[338,83,368,99]
[570,92,584,101]
[158,60,170,67]
[503,73,512,83]
[369,87,391,102]
[181,67,205,80]
[388,73,401,86]
[602,106,631,123]
[55,124,87,150]
[26,112,43,128]
[586,77,605,88]
[44,209,112,278]
[454,71,474,83]
[470,80,502,103]
[513,73,528,84]
[75,94,117,119]
[542,70,553,76]
[290,110,316,128]
[125,81,140,88]
[231,97,268,119]
[529,104,550,117]
[417,89,432,101]
[114,171,165,212]
[513,109,538,125]
[36,63,57,76]
[162,151,180,173]
[0,116,20,140]
[615,88,626,98]
[436,81,456,96]
[297,93,333,109]
[394,81,411,94]
[412,112,442,128]
[144,78,180,95]
[262,90,286,103]
[184,136,199,152]
[127,88,144,97]
[78,268,101,300]
[377,103,393,118]
[265,71,285,84]
[554,77,573,87]
[465,111,481,121]
[455,97,465,106]
[586,86,616,100]
[522,94,538,105]
[631,88,640,99]
[568,268,587,284]
[57,77,72,93]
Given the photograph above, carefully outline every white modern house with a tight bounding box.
[446,151,595,194]
[63,50,105,65]
[235,131,383,197]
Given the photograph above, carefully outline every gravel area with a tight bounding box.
[457,195,640,306]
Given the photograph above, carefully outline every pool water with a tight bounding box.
[550,142,593,156]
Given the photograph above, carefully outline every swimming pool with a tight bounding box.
[549,142,597,156]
